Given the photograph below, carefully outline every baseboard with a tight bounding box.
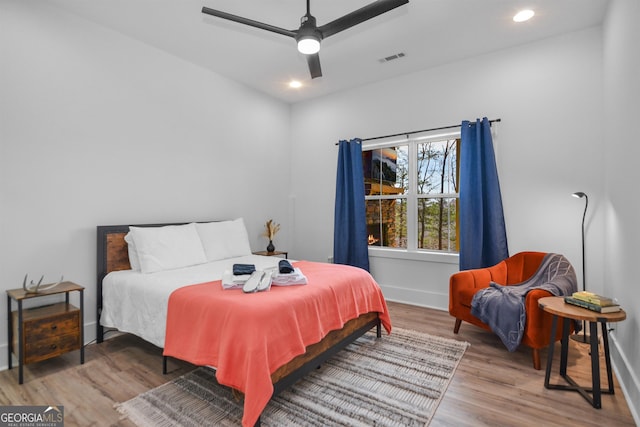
[378,283,448,311]
[0,342,7,371]
[84,320,97,345]
[609,332,640,425]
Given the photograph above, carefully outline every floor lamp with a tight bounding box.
[570,191,589,344]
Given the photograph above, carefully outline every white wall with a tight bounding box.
[0,1,292,364]
[291,27,605,309]
[603,0,640,420]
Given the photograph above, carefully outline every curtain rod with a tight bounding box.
[335,118,501,144]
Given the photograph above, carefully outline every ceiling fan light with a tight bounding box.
[297,36,320,55]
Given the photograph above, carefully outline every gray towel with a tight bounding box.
[278,259,294,274]
[233,264,256,276]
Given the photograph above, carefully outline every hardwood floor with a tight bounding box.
[0,301,635,426]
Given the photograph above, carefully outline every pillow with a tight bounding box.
[221,218,253,257]
[196,218,252,261]
[195,221,231,261]
[128,223,207,273]
[124,232,141,271]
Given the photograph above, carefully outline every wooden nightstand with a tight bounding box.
[7,281,84,384]
[253,250,288,259]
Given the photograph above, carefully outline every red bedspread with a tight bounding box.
[163,261,391,427]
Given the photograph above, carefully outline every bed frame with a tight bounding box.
[96,222,382,424]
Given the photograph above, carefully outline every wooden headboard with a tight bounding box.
[96,221,202,343]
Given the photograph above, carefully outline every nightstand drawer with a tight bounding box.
[24,332,81,364]
[11,303,81,365]
[23,310,80,339]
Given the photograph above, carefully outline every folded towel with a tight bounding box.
[233,263,256,276]
[272,268,308,286]
[221,270,247,290]
[278,259,294,274]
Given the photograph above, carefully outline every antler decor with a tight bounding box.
[23,274,64,294]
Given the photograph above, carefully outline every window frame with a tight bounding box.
[363,130,461,259]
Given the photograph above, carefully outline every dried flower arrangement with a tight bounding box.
[262,219,280,252]
[262,219,280,240]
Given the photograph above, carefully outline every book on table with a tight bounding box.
[564,296,621,313]
[572,291,615,306]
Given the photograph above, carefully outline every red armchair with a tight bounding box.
[449,251,573,370]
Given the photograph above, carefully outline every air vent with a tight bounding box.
[379,52,406,63]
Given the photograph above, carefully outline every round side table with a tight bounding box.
[538,296,626,409]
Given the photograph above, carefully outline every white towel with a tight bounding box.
[221,270,251,290]
[271,268,308,286]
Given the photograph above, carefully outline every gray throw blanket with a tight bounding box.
[470,253,578,352]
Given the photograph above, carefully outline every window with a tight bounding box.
[363,133,460,253]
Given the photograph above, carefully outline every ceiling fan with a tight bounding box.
[202,0,409,79]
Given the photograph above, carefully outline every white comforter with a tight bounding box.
[100,255,284,348]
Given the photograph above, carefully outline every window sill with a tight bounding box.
[367,247,459,264]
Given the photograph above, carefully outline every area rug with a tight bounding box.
[116,328,469,427]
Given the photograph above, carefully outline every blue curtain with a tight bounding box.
[334,139,370,271]
[459,118,509,270]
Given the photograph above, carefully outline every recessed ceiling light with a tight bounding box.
[513,9,535,22]
[289,80,303,89]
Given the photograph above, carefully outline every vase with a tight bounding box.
[267,240,275,253]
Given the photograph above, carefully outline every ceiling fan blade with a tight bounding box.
[318,0,409,38]
[202,6,297,38]
[306,53,322,79]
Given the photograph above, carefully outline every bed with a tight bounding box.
[96,220,392,427]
